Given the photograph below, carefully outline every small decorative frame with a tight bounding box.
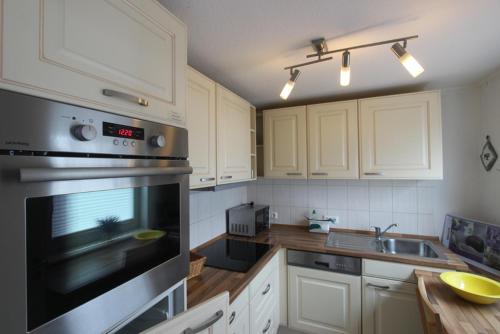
[480,135,498,171]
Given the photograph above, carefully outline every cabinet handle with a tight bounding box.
[262,283,271,295]
[220,175,233,180]
[364,172,384,176]
[311,172,328,176]
[228,311,236,325]
[183,310,224,334]
[200,177,215,182]
[286,172,302,176]
[367,283,390,290]
[314,260,330,268]
[262,319,272,333]
[102,89,149,107]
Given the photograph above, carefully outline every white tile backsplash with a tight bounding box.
[189,185,247,249]
[247,178,439,236]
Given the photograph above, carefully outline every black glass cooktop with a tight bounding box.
[197,239,272,273]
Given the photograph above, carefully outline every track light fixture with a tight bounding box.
[280,69,300,100]
[340,50,351,87]
[280,35,423,99]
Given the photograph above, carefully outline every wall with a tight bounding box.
[189,185,247,249]
[247,86,482,236]
[478,71,500,224]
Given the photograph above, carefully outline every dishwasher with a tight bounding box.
[287,249,362,334]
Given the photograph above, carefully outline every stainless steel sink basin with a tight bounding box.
[378,238,440,258]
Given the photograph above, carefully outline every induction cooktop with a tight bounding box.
[197,239,272,273]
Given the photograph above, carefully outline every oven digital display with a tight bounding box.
[103,122,144,140]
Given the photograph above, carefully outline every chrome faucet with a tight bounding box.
[373,223,398,241]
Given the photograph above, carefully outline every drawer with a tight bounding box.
[363,259,450,283]
[228,286,249,325]
[228,304,249,334]
[251,294,277,334]
[251,267,278,313]
[249,253,279,299]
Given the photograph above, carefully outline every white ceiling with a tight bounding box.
[159,0,500,108]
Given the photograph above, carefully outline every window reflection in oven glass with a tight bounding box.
[26,184,181,331]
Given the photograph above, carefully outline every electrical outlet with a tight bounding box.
[271,212,278,219]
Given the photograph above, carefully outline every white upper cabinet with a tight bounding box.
[187,67,217,189]
[144,292,229,334]
[307,101,359,179]
[359,91,443,179]
[263,106,307,179]
[0,0,187,126]
[216,84,252,184]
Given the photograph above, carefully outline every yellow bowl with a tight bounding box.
[134,230,166,241]
[440,271,500,304]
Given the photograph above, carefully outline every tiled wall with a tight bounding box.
[247,178,439,236]
[189,185,247,249]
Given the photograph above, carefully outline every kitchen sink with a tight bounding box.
[379,238,440,258]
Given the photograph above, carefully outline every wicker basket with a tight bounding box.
[187,252,206,280]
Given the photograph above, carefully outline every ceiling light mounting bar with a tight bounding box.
[305,35,419,58]
[284,56,333,71]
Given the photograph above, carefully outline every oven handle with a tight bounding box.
[19,166,193,182]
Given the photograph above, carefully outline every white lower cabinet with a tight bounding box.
[362,276,423,334]
[288,265,361,334]
[143,292,228,334]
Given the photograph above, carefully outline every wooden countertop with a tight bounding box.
[415,270,500,333]
[187,225,468,308]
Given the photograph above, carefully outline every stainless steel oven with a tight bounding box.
[0,89,191,334]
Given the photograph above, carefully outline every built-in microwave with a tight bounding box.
[226,202,270,237]
[0,90,191,334]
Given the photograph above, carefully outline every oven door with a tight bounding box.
[0,155,190,334]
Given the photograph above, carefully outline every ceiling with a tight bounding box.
[159,0,500,108]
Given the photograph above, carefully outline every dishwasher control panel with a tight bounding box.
[287,249,361,276]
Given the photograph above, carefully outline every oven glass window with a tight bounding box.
[26,184,180,331]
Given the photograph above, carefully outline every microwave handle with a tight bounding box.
[19,166,193,182]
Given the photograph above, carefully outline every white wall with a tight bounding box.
[189,185,247,249]
[478,71,500,224]
[247,86,483,237]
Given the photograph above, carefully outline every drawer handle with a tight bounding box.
[228,311,236,325]
[364,172,384,176]
[200,177,215,182]
[311,172,328,176]
[262,319,272,333]
[102,89,149,107]
[314,260,330,268]
[220,175,233,179]
[262,283,271,295]
[183,310,224,334]
[367,283,390,290]
[286,172,302,176]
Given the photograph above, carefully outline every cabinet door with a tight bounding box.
[216,85,252,184]
[359,91,443,179]
[187,67,217,189]
[144,292,228,334]
[263,106,307,179]
[288,265,361,334]
[229,305,250,334]
[307,101,359,179]
[1,0,186,126]
[362,276,423,334]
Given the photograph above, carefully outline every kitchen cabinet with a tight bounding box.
[359,91,443,179]
[216,84,252,184]
[144,292,228,334]
[288,265,361,334]
[362,276,423,334]
[263,106,307,179]
[187,67,217,189]
[0,0,187,127]
[307,101,359,179]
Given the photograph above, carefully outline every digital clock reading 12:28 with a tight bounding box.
[103,122,145,140]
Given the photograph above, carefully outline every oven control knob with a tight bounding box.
[72,124,97,141]
[150,135,166,148]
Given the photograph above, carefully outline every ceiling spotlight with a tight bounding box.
[391,42,424,78]
[340,50,351,87]
[280,69,300,100]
